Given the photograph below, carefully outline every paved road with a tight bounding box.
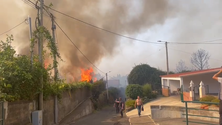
[65,106,130,125]
[61,96,204,125]
[130,115,156,125]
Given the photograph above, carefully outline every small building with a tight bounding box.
[160,67,222,97]
[108,79,120,88]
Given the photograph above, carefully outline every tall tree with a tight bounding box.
[175,60,189,73]
[127,64,166,87]
[191,49,210,70]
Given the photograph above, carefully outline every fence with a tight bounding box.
[181,93,219,125]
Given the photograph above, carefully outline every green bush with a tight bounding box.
[43,81,92,100]
[143,84,152,98]
[151,92,158,99]
[125,99,135,108]
[211,98,220,106]
[142,97,149,104]
[125,84,143,99]
[91,80,106,100]
[199,95,216,102]
[199,95,219,106]
[0,37,49,101]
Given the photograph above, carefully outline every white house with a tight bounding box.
[160,67,222,96]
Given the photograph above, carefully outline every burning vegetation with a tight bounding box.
[80,67,97,82]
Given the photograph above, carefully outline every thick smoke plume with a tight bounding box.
[3,0,221,81]
[1,0,175,81]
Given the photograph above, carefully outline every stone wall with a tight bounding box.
[4,87,93,125]
[151,105,219,123]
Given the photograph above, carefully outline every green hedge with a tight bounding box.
[43,81,92,100]
[125,84,143,99]
[125,99,135,108]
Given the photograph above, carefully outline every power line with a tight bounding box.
[54,21,105,74]
[49,8,222,45]
[21,0,36,9]
[24,1,222,46]
[168,38,222,44]
[49,8,161,44]
[169,42,222,45]
[168,47,222,62]
[0,20,26,36]
[169,38,222,44]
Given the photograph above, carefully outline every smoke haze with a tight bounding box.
[0,0,222,80]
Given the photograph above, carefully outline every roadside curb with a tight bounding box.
[148,115,158,125]
[128,115,158,125]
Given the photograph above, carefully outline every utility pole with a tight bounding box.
[38,0,44,111]
[28,16,33,67]
[106,73,109,100]
[158,41,169,74]
[51,14,58,124]
[165,42,169,75]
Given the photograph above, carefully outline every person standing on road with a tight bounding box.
[135,96,143,117]
[115,97,125,117]
[113,98,119,114]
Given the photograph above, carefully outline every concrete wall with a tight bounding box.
[4,87,93,125]
[4,101,35,125]
[162,88,170,97]
[183,92,192,101]
[151,105,219,123]
[183,72,219,94]
[169,80,180,93]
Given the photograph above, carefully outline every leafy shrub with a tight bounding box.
[43,81,91,100]
[125,99,135,108]
[92,80,106,100]
[211,98,220,106]
[142,97,149,104]
[108,87,119,99]
[199,95,215,102]
[199,95,219,106]
[125,84,143,99]
[0,37,49,101]
[151,92,158,99]
[143,84,152,98]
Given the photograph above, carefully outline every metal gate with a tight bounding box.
[193,85,199,101]
[181,91,219,125]
[193,85,209,101]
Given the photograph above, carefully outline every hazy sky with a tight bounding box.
[98,0,222,77]
[0,0,222,79]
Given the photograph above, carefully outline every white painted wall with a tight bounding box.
[169,80,180,93]
[183,72,220,94]
[162,79,168,87]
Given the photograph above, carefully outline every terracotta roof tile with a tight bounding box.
[160,67,222,78]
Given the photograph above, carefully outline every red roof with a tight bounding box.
[160,67,222,78]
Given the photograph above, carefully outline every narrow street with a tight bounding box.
[62,106,130,125]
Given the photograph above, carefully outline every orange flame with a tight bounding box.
[94,78,97,82]
[44,60,50,69]
[81,67,96,82]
